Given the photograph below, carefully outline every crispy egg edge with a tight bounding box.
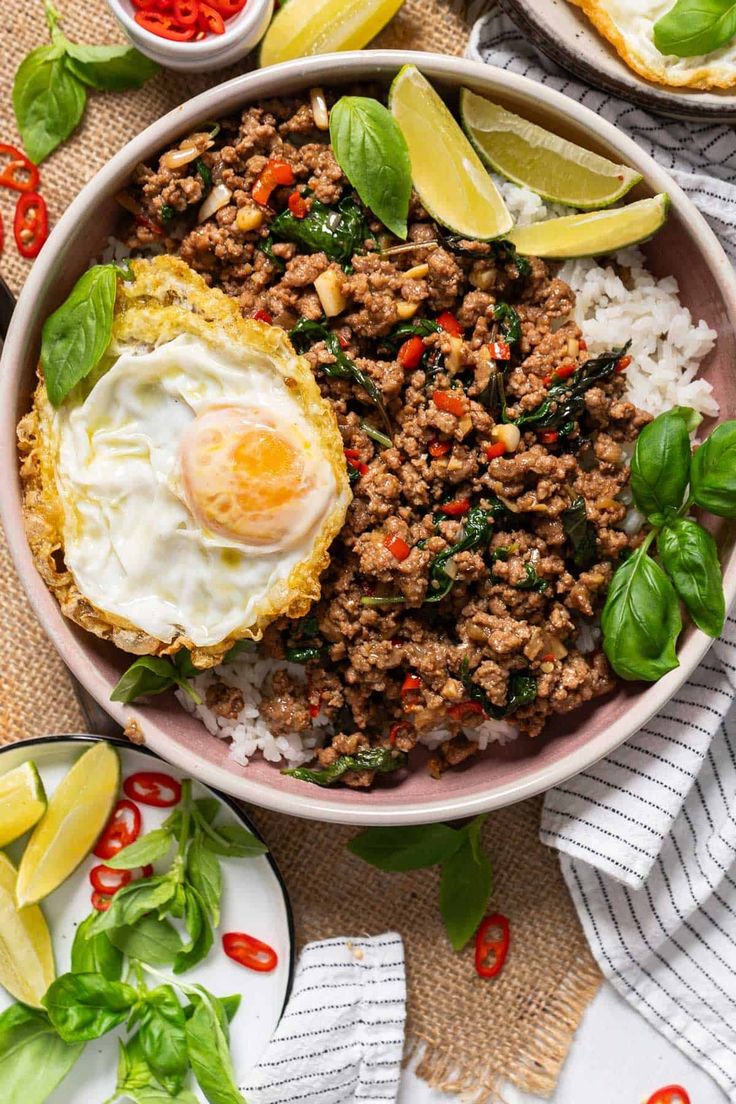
[18,255,352,669]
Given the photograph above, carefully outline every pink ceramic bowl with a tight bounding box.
[2,51,736,824]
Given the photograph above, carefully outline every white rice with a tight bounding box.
[179,177,719,767]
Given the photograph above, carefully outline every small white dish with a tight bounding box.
[107,0,274,72]
[0,735,294,1103]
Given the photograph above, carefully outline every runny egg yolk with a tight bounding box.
[181,406,316,549]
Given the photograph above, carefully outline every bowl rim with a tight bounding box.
[2,49,736,825]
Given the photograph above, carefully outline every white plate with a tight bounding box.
[0,735,294,1102]
[499,0,736,121]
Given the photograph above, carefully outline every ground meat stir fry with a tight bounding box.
[125,90,651,786]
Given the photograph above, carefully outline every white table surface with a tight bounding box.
[400,981,728,1104]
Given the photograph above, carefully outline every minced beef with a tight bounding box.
[124,90,650,787]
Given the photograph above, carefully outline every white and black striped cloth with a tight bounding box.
[472,9,736,1098]
[243,934,406,1103]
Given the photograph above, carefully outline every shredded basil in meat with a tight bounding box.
[270,196,371,266]
[194,157,211,191]
[513,562,549,592]
[493,302,521,345]
[284,645,323,664]
[425,506,493,604]
[562,496,597,568]
[290,317,391,434]
[283,747,408,787]
[381,318,443,350]
[459,660,537,719]
[257,234,285,271]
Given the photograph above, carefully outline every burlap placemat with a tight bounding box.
[0,1,602,1097]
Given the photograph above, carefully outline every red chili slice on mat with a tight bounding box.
[474,913,510,979]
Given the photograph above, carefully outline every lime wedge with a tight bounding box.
[259,0,403,67]
[0,762,47,847]
[16,742,120,907]
[506,195,669,259]
[0,852,54,1007]
[389,65,512,241]
[460,89,642,210]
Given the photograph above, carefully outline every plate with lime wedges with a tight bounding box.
[0,736,294,1104]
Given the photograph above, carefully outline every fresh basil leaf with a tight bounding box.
[562,495,597,568]
[218,995,242,1024]
[71,913,123,979]
[43,972,138,1043]
[657,517,725,637]
[271,195,370,266]
[64,42,159,91]
[654,0,736,57]
[165,796,220,838]
[174,886,213,974]
[283,747,408,787]
[630,408,692,522]
[105,827,175,869]
[439,816,492,951]
[108,914,182,967]
[41,264,118,407]
[512,344,629,434]
[110,654,202,705]
[195,817,268,858]
[185,992,246,1104]
[0,1004,84,1104]
[691,420,736,518]
[348,824,465,871]
[86,874,178,935]
[13,44,86,164]
[330,96,411,239]
[115,1034,198,1103]
[139,986,188,1092]
[601,544,682,681]
[187,836,222,926]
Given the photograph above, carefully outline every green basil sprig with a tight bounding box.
[329,96,412,239]
[601,408,735,681]
[110,653,203,706]
[349,815,492,950]
[13,3,158,164]
[0,1004,84,1104]
[653,0,736,59]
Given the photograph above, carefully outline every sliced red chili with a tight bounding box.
[401,673,422,695]
[89,864,132,895]
[437,310,462,336]
[441,498,470,517]
[485,442,506,460]
[337,333,350,349]
[447,700,485,720]
[309,702,320,718]
[615,354,632,374]
[173,0,199,23]
[0,144,39,194]
[135,213,164,236]
[134,10,197,38]
[489,340,511,361]
[123,771,182,808]
[389,721,414,746]
[428,440,451,458]
[645,1087,690,1104]
[207,0,246,12]
[432,389,466,417]
[197,2,225,33]
[139,864,154,878]
[543,362,575,386]
[13,192,48,259]
[475,913,510,978]
[253,308,272,323]
[344,448,368,476]
[91,890,113,912]
[540,651,555,663]
[384,533,411,562]
[223,932,278,972]
[93,799,142,859]
[397,335,425,369]
[540,430,558,444]
[287,190,308,218]
[252,159,295,206]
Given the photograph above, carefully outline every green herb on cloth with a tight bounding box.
[13,3,159,164]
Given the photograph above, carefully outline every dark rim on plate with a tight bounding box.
[0,733,296,1015]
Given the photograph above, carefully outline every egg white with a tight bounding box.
[570,0,736,88]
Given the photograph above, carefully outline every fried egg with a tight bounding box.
[19,256,351,665]
[570,0,736,88]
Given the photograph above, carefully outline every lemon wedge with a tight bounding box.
[506,195,669,259]
[16,742,120,908]
[259,0,403,67]
[0,761,47,847]
[0,852,54,1007]
[460,89,642,210]
[389,65,512,241]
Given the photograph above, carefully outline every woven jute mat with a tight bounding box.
[0,1,602,1097]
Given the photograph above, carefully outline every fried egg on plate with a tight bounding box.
[19,256,351,666]
[569,0,736,88]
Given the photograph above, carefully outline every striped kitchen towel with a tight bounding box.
[243,933,406,1104]
[471,8,736,1099]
